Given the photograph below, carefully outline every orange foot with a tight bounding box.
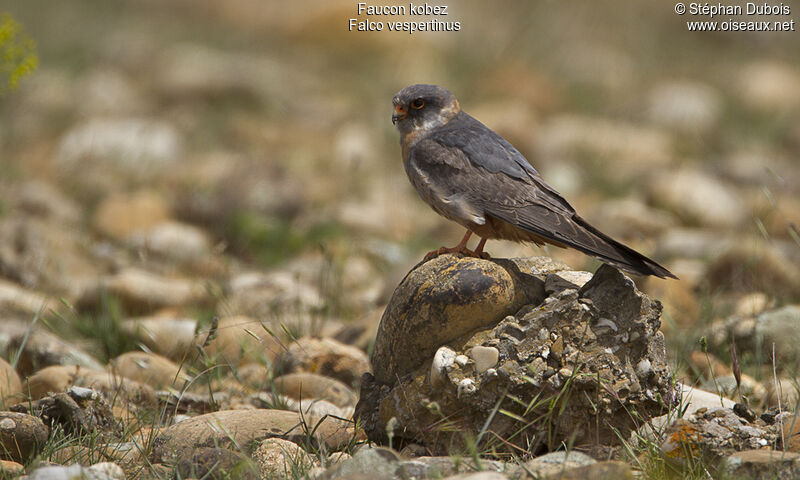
[423,231,491,261]
[423,244,478,261]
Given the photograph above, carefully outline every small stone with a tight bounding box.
[523,451,596,478]
[14,387,121,436]
[733,403,756,423]
[441,473,508,480]
[121,315,198,360]
[457,379,476,397]
[202,315,284,366]
[252,438,313,478]
[0,322,104,376]
[766,378,799,408]
[24,365,101,400]
[733,292,773,318]
[0,412,49,462]
[737,61,800,111]
[319,447,401,480]
[25,462,126,480]
[16,180,81,224]
[780,418,800,453]
[537,460,633,480]
[226,270,324,323]
[95,268,210,312]
[176,447,258,480]
[0,460,23,476]
[127,220,211,262]
[92,190,171,241]
[0,357,22,404]
[326,451,351,466]
[111,351,186,390]
[277,337,370,386]
[701,374,767,405]
[687,351,731,380]
[401,456,514,479]
[648,169,745,228]
[57,118,181,191]
[722,449,800,479]
[469,346,499,374]
[431,346,457,388]
[647,80,721,132]
[271,372,358,407]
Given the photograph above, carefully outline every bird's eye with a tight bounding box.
[411,98,425,109]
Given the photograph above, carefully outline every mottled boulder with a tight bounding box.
[357,257,673,454]
[371,255,552,384]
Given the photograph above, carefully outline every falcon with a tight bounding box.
[391,84,676,279]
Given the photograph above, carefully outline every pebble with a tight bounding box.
[176,447,259,480]
[202,315,284,366]
[722,449,800,479]
[252,437,314,478]
[0,411,49,462]
[271,372,358,407]
[278,336,371,386]
[25,462,126,480]
[469,346,499,373]
[0,357,22,403]
[120,315,198,360]
[111,351,186,390]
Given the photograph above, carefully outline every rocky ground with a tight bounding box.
[0,1,799,479]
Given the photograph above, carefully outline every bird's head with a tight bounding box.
[392,84,461,135]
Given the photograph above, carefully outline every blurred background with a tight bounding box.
[1,0,799,397]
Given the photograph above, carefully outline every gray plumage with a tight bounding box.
[392,84,676,279]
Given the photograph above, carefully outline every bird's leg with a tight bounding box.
[424,230,476,260]
[473,237,491,259]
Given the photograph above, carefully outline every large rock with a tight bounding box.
[371,255,549,384]
[357,257,672,453]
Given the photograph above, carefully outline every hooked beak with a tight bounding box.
[391,104,407,125]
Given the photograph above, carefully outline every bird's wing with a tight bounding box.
[408,132,676,279]
[408,136,584,245]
